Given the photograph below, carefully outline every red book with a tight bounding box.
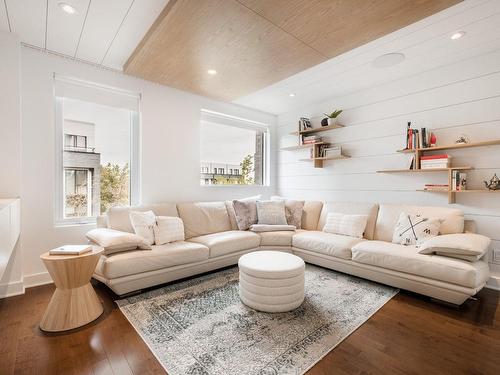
[409,129,413,149]
[420,154,449,160]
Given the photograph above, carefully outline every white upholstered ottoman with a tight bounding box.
[238,251,305,313]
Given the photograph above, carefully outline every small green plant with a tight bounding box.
[324,109,343,118]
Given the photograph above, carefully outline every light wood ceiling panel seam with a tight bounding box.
[3,0,10,32]
[233,0,328,59]
[73,0,92,58]
[99,0,135,65]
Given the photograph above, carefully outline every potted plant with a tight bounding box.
[322,110,343,126]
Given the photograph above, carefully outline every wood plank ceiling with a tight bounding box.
[125,0,461,102]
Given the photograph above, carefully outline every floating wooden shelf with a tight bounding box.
[391,138,500,203]
[377,166,472,173]
[298,154,350,168]
[289,124,344,135]
[418,189,500,193]
[398,139,500,153]
[280,141,328,151]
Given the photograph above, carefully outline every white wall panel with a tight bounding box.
[5,0,46,47]
[102,0,169,70]
[276,48,500,269]
[75,0,132,63]
[0,1,9,32]
[46,0,90,56]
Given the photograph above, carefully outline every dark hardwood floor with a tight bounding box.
[1,278,499,375]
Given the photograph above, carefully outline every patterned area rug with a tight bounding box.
[117,265,398,375]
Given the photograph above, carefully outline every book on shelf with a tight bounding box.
[403,123,433,150]
[49,245,92,255]
[323,146,342,158]
[423,184,449,191]
[451,170,467,191]
[420,154,449,160]
[298,117,312,131]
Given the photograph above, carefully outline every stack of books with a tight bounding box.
[420,154,450,169]
[298,117,312,131]
[452,171,467,191]
[404,122,434,150]
[302,135,322,144]
[423,184,449,191]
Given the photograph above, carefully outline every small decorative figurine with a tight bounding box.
[429,133,437,147]
[484,174,500,191]
[455,134,470,144]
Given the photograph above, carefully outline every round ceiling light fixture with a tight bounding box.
[371,52,405,69]
[207,69,217,75]
[289,93,296,97]
[450,31,466,40]
[58,2,77,14]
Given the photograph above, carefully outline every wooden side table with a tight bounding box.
[39,246,104,332]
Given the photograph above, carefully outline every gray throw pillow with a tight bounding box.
[271,196,305,228]
[257,201,287,225]
[232,200,258,230]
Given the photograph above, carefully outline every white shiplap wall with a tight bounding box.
[276,48,500,273]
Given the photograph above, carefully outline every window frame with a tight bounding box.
[54,93,141,227]
[200,109,270,187]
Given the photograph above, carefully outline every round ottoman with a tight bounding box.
[238,251,305,313]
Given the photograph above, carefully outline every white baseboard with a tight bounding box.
[0,279,25,298]
[23,271,53,288]
[485,275,500,291]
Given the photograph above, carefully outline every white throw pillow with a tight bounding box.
[86,228,151,255]
[322,213,368,238]
[271,196,305,229]
[418,233,490,261]
[392,212,441,245]
[129,210,156,245]
[256,200,288,225]
[153,216,185,245]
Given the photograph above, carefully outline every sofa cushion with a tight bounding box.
[256,200,287,225]
[374,204,464,242]
[225,195,262,230]
[351,240,490,288]
[86,228,151,255]
[259,230,295,246]
[302,201,323,230]
[188,230,261,258]
[107,203,178,233]
[177,202,232,239]
[94,241,209,279]
[271,196,305,228]
[317,202,379,239]
[292,231,365,260]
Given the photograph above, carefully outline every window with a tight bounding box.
[54,76,140,224]
[64,168,92,217]
[200,110,268,186]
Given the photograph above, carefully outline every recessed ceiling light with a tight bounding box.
[450,31,466,40]
[371,53,405,69]
[207,69,217,75]
[289,93,296,97]
[59,2,77,14]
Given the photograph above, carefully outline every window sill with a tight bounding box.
[200,184,269,188]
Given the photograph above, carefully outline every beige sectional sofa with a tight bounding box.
[91,200,490,305]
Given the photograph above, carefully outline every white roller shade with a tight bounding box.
[54,74,140,112]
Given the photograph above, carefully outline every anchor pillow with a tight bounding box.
[392,212,441,246]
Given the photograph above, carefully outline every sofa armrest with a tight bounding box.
[96,215,108,228]
[464,219,476,233]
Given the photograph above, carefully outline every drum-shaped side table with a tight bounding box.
[39,247,103,332]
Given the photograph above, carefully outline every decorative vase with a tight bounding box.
[321,118,328,127]
[327,117,337,126]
